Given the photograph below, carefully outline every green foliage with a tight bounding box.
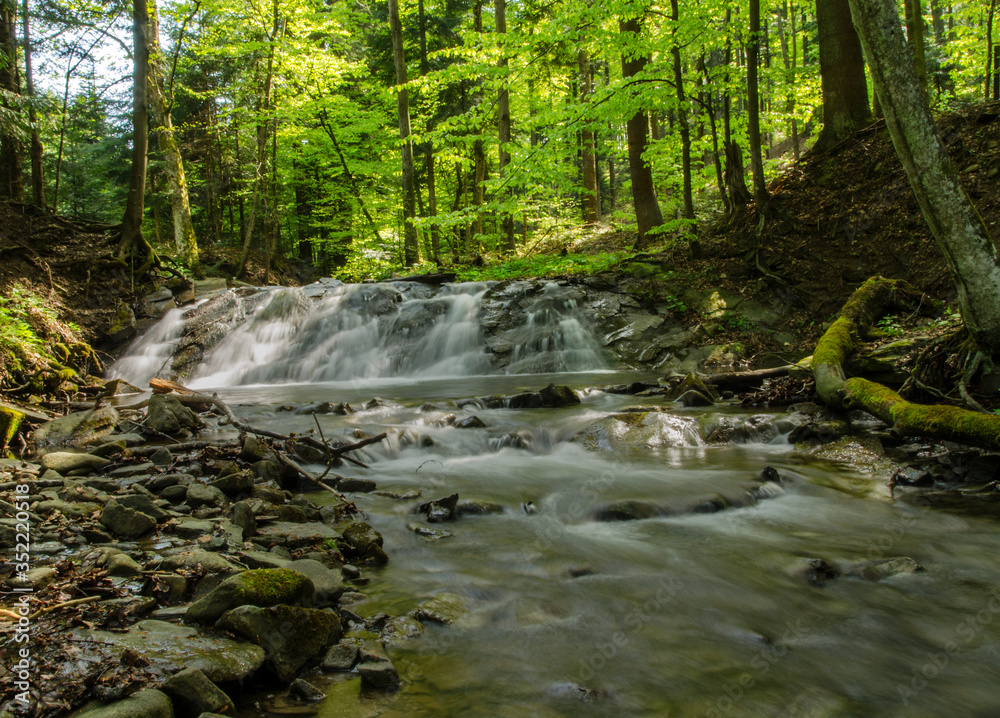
[454,251,629,282]
[876,314,905,336]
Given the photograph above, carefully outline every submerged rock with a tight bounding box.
[341,522,389,565]
[161,666,234,716]
[357,659,401,692]
[416,493,459,522]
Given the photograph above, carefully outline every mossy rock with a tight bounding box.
[185,568,315,624]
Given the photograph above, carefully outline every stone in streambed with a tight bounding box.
[322,643,359,671]
[591,500,664,522]
[33,405,119,452]
[161,667,234,717]
[100,498,157,539]
[289,678,326,701]
[146,394,204,437]
[357,659,400,692]
[231,500,256,538]
[68,689,172,718]
[116,493,171,521]
[41,451,109,474]
[849,557,923,581]
[185,568,315,624]
[340,522,389,565]
[187,483,227,508]
[216,604,341,684]
[210,470,253,496]
[415,493,459,522]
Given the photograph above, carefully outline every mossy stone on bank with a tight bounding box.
[185,568,315,624]
[0,405,24,449]
[68,689,172,718]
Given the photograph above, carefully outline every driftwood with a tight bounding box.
[149,381,387,502]
[129,439,239,456]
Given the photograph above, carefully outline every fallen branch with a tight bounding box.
[27,595,101,620]
[129,439,239,456]
[703,365,791,390]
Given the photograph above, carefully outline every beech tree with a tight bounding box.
[848,0,1000,355]
[813,0,870,152]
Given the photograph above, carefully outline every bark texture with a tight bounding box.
[119,0,151,261]
[848,0,1000,356]
[814,0,871,152]
[389,0,419,266]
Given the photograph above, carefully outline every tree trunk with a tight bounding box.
[747,0,770,211]
[620,14,663,249]
[670,0,695,231]
[848,0,1000,355]
[987,0,998,101]
[929,0,945,44]
[389,0,419,266]
[0,0,23,202]
[119,0,151,264]
[417,0,440,262]
[21,0,43,208]
[579,49,599,225]
[148,0,200,273]
[903,0,928,93]
[496,0,515,250]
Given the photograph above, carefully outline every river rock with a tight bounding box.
[33,404,118,451]
[185,568,315,624]
[340,522,388,565]
[159,549,243,576]
[34,498,102,517]
[850,557,923,581]
[187,483,227,508]
[210,470,253,496]
[143,286,175,319]
[592,500,665,522]
[337,478,377,492]
[538,383,580,407]
[416,494,459,523]
[231,500,257,537]
[100,498,157,538]
[69,689,172,718]
[117,493,172,520]
[216,604,341,683]
[357,659,400,692]
[411,592,467,625]
[146,394,205,436]
[173,517,215,539]
[254,520,340,548]
[455,415,486,429]
[241,435,274,462]
[105,303,138,345]
[289,678,326,701]
[72,620,264,683]
[161,667,234,717]
[40,451,110,474]
[322,643,359,671]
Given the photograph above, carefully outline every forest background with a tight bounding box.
[0,0,996,284]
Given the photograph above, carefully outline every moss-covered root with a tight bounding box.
[0,406,25,449]
[812,277,921,407]
[843,377,1000,450]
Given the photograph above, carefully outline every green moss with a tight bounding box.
[0,406,25,449]
[238,568,310,606]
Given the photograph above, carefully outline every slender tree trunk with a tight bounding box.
[670,0,695,231]
[722,8,751,214]
[747,0,770,211]
[579,49,599,224]
[235,2,278,280]
[147,0,200,272]
[903,0,928,93]
[699,56,729,208]
[417,0,439,262]
[620,14,663,249]
[929,0,945,44]
[0,0,23,202]
[471,0,486,247]
[987,0,997,100]
[119,0,151,263]
[848,0,1000,355]
[496,0,515,249]
[21,0,43,208]
[388,0,419,265]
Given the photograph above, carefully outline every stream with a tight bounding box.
[112,281,1000,717]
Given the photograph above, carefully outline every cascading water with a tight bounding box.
[107,305,190,385]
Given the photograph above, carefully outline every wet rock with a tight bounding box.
[33,405,120,452]
[337,478,377,493]
[187,483,227,509]
[788,420,850,444]
[173,517,215,539]
[273,504,311,523]
[143,286,175,319]
[117,494,172,521]
[40,451,109,474]
[160,485,190,503]
[107,553,144,577]
[210,470,253,496]
[592,500,664,522]
[70,689,172,718]
[455,415,486,429]
[289,678,326,701]
[146,394,205,437]
[231,500,257,538]
[241,435,274,462]
[677,389,715,407]
[161,667,234,717]
[664,373,720,403]
[100,498,157,539]
[796,558,841,587]
[407,523,454,541]
[850,557,923,581]
[7,566,58,590]
[73,620,265,683]
[34,498,102,518]
[415,493,459,523]
[106,303,138,345]
[457,501,504,516]
[538,383,580,407]
[322,643,359,671]
[216,604,341,684]
[411,592,467,625]
[151,573,188,604]
[357,659,400,692]
[341,522,389,565]
[185,568,315,624]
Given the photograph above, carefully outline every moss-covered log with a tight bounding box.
[813,276,1000,450]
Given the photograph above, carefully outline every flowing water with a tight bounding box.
[113,282,1000,717]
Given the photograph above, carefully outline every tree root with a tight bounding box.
[813,277,1000,450]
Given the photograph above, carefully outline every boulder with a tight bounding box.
[161,667,233,717]
[69,689,172,718]
[357,659,400,692]
[341,522,389,565]
[231,500,256,538]
[146,394,204,437]
[322,643,359,671]
[106,304,138,345]
[33,405,119,452]
[40,451,110,474]
[289,679,326,701]
[117,494,172,521]
[100,499,157,539]
[216,604,341,683]
[159,550,243,576]
[538,383,580,407]
[186,483,227,509]
[185,568,315,624]
[209,470,253,496]
[411,593,467,625]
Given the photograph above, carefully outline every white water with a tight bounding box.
[107,306,190,385]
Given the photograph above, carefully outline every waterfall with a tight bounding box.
[111,280,613,388]
[108,306,189,386]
